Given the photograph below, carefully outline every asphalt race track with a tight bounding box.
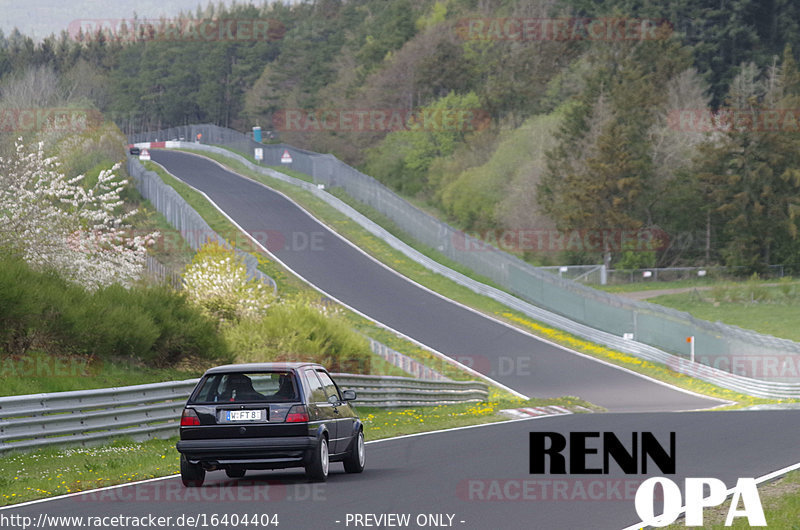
[1,150,797,530]
[148,150,721,413]
[3,411,799,529]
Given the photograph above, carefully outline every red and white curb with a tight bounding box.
[131,141,181,149]
[499,405,574,419]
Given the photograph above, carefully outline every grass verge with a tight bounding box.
[0,393,600,506]
[650,281,800,342]
[358,391,601,440]
[0,438,179,505]
[598,277,737,293]
[170,148,792,407]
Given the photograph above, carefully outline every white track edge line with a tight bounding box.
[0,413,560,511]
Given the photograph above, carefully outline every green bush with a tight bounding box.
[363,91,485,197]
[60,288,160,358]
[616,250,656,270]
[182,241,274,323]
[223,297,373,373]
[0,256,229,367]
[126,286,231,366]
[0,256,73,355]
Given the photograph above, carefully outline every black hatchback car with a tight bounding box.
[176,363,365,486]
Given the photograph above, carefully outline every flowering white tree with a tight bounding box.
[0,138,155,290]
[182,241,274,322]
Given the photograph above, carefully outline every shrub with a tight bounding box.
[183,241,274,323]
[0,255,229,366]
[0,138,155,290]
[126,286,231,366]
[60,286,160,358]
[223,297,373,373]
[0,255,74,355]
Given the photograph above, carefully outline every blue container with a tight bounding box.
[253,126,262,143]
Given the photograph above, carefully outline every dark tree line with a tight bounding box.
[2,0,800,271]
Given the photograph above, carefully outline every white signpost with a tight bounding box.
[139,148,151,161]
[281,149,293,164]
[254,148,263,161]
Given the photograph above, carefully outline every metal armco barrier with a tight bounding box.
[127,156,277,294]
[367,338,449,381]
[329,374,487,407]
[0,380,197,454]
[128,128,800,398]
[0,375,488,453]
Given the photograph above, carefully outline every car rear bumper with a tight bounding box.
[177,437,317,467]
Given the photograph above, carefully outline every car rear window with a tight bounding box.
[190,372,299,403]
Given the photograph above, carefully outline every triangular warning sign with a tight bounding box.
[280,149,293,164]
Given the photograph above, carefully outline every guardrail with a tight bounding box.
[130,139,800,398]
[0,375,488,454]
[331,374,488,407]
[127,156,278,294]
[0,380,197,454]
[366,338,448,381]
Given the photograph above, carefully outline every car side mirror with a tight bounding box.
[342,389,357,401]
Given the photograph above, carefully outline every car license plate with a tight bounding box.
[226,410,263,421]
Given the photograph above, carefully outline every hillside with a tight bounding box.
[2,0,799,272]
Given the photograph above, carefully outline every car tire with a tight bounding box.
[305,435,329,482]
[180,454,205,487]
[343,430,365,473]
[226,467,246,478]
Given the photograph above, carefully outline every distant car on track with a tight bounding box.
[129,146,140,155]
[176,363,365,486]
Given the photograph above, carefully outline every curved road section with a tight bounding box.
[151,150,720,412]
[3,411,799,529]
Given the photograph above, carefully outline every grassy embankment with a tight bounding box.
[649,280,800,342]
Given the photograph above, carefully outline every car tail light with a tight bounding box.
[180,408,200,426]
[285,405,309,423]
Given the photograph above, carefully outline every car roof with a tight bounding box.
[202,362,324,375]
